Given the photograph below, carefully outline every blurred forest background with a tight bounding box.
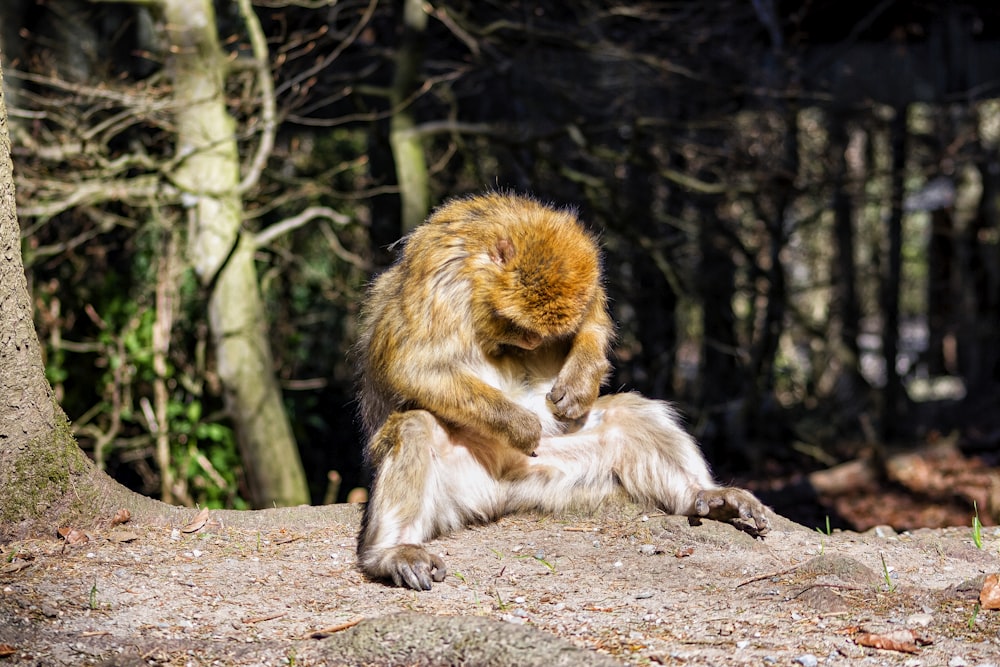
[2,0,999,531]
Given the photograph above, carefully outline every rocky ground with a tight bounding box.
[1,502,999,666]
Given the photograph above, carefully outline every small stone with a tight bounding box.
[639,544,657,556]
[906,612,933,627]
[794,654,818,667]
[867,525,898,538]
[949,657,968,667]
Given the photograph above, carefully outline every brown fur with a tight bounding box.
[355,192,770,591]
[356,191,612,455]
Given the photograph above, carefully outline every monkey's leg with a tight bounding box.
[514,393,770,534]
[358,410,502,590]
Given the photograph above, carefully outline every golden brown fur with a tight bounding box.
[355,192,769,590]
[357,191,612,457]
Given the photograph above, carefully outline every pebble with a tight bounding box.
[638,544,657,555]
[794,654,818,667]
[948,658,967,667]
[906,612,934,627]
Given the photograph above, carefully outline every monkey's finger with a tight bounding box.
[694,493,711,517]
[751,508,772,534]
[429,553,447,583]
[391,563,430,591]
[546,387,567,405]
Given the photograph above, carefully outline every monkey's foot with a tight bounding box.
[693,487,771,536]
[365,544,447,591]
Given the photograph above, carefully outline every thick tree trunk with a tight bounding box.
[161,0,308,507]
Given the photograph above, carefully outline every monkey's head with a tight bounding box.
[459,194,602,352]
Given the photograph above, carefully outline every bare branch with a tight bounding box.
[18,175,163,220]
[236,0,277,194]
[254,205,352,248]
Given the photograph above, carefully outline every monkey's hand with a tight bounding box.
[547,362,603,421]
[692,487,771,536]
[503,406,543,454]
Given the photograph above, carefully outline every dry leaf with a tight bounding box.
[854,628,927,654]
[979,573,1000,610]
[675,547,695,558]
[57,527,90,545]
[181,508,210,534]
[110,509,132,527]
[0,643,16,657]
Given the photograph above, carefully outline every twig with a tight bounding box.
[736,561,806,588]
[308,617,364,638]
[242,612,288,624]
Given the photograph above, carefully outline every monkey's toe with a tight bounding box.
[383,545,447,591]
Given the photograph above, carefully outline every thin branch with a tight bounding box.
[236,0,277,194]
[273,0,378,99]
[253,205,352,248]
[18,175,163,220]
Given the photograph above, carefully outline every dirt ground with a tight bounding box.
[1,502,999,666]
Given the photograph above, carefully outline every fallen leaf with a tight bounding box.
[979,573,1000,610]
[0,643,16,657]
[110,509,131,527]
[181,508,210,534]
[57,527,90,545]
[675,547,695,558]
[854,628,928,654]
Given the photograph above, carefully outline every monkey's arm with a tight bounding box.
[397,364,542,454]
[547,295,613,421]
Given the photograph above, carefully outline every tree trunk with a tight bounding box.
[161,0,308,507]
[880,107,909,440]
[829,111,863,378]
[389,0,430,233]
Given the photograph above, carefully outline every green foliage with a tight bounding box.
[879,552,896,593]
[168,400,247,510]
[968,602,981,629]
[972,501,983,549]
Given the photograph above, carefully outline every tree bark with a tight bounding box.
[880,107,908,440]
[389,0,430,233]
[161,0,308,507]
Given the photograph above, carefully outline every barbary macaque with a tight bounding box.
[355,192,770,590]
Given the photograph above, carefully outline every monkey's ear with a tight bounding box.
[490,237,516,266]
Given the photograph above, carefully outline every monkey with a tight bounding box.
[355,191,770,591]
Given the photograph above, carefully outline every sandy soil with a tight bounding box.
[1,502,999,666]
